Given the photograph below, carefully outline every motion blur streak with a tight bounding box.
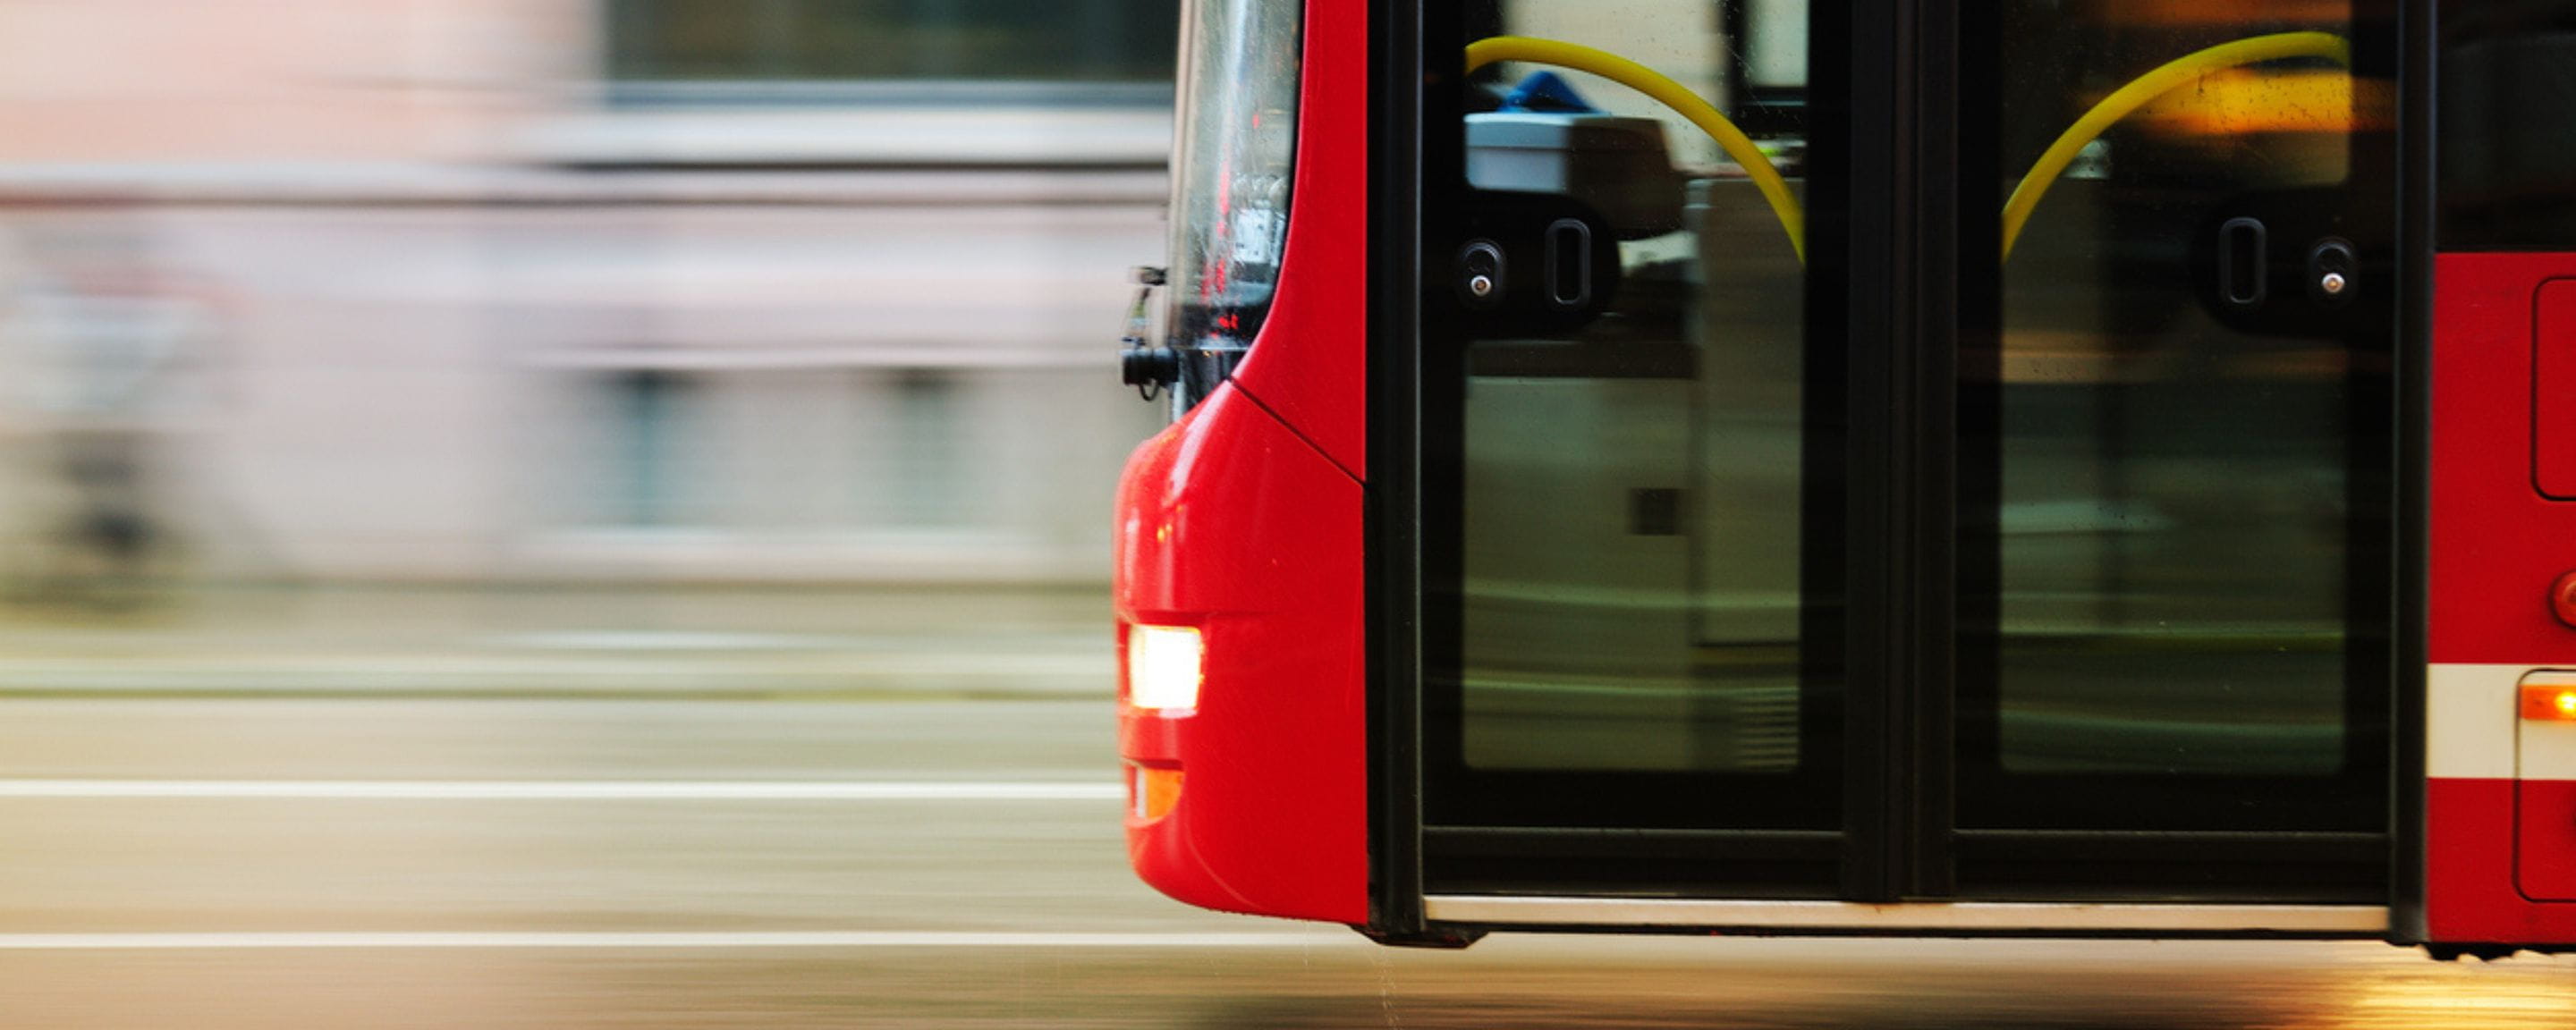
[0,780,1123,799]
[0,932,1338,950]
[0,1,2572,1027]
[0,688,2571,1028]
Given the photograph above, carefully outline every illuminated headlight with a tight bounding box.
[1126,625,1204,712]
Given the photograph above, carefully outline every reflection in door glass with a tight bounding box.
[1988,0,2383,777]
[1456,0,1809,773]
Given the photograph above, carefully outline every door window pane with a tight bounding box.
[1983,0,2386,780]
[1453,0,1811,776]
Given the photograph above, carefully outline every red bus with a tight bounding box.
[1113,0,2576,958]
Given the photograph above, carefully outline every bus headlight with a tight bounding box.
[1126,625,1205,712]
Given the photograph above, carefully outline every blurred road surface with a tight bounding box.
[0,589,2571,1028]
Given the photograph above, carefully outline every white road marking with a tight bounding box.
[0,932,1344,951]
[0,781,1122,800]
[496,631,837,651]
[0,926,1350,952]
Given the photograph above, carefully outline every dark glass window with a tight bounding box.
[1431,0,1837,843]
[2438,0,2576,249]
[606,0,1180,84]
[1962,0,2395,841]
[1158,0,1304,412]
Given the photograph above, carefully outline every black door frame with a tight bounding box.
[1835,0,1958,904]
[1945,3,2399,900]
[1377,0,1920,906]
[1365,0,2411,933]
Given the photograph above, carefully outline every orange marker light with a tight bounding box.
[2522,681,2576,722]
[1129,764,1183,821]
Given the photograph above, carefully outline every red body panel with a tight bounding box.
[2428,253,2576,670]
[2427,779,2533,941]
[1110,0,1371,924]
[2521,778,2576,902]
[1224,0,1369,479]
[1114,384,1367,923]
[2534,282,2576,499]
[2428,251,2576,945]
[2427,779,2576,942]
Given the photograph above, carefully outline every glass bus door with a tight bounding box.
[1953,1,2395,901]
[1419,0,1843,898]
[1415,0,2396,905]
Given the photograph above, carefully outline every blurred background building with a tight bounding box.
[0,0,1172,591]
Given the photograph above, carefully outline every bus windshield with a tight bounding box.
[1163,0,1303,405]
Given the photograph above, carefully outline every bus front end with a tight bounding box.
[1112,0,1370,925]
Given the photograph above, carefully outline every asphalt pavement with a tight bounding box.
[0,587,2572,1028]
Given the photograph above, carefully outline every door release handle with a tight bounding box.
[2218,217,2267,308]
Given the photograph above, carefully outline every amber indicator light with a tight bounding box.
[1130,764,1184,821]
[2522,681,2576,722]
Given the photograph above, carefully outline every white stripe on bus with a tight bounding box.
[2431,663,2547,780]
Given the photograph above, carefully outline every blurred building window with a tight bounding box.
[604,369,705,528]
[883,369,965,527]
[605,0,1178,97]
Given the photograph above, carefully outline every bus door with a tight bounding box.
[1415,0,2397,914]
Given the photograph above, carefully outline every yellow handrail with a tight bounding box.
[1467,35,1805,263]
[1468,31,2352,268]
[2002,31,2351,261]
